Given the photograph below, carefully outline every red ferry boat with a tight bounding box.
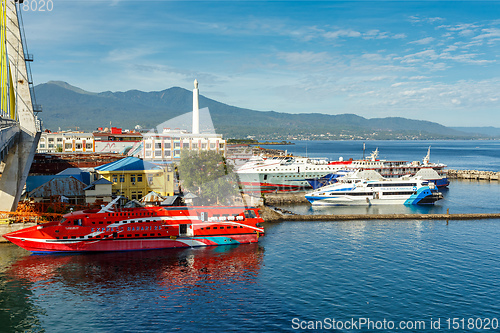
[4,203,264,253]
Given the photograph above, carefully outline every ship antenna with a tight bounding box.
[423,146,431,165]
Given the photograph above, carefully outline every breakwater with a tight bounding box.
[447,169,500,181]
[259,206,500,223]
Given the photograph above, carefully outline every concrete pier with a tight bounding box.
[259,206,500,223]
[447,169,500,181]
[0,222,36,242]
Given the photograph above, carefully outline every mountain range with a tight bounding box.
[33,81,498,140]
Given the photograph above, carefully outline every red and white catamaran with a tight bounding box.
[4,198,264,253]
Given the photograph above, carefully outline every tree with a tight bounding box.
[177,150,240,205]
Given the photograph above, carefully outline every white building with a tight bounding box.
[37,132,94,153]
[139,128,225,162]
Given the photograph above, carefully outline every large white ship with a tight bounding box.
[236,147,448,192]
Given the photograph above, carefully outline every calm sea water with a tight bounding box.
[270,140,500,172]
[1,140,500,333]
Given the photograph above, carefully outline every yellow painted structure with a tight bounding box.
[0,0,12,120]
[97,166,175,200]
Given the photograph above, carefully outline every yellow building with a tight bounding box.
[95,157,174,200]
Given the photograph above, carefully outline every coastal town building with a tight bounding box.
[28,176,87,204]
[83,178,113,204]
[37,132,94,153]
[95,157,175,199]
[37,127,143,154]
[135,129,225,163]
[93,127,142,154]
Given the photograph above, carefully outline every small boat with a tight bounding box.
[305,170,443,206]
[4,198,265,253]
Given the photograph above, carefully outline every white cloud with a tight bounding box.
[473,28,500,42]
[409,37,435,45]
[324,29,362,39]
[277,51,330,64]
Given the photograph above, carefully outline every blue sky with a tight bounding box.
[22,1,500,127]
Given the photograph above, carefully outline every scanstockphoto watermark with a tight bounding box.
[291,317,500,331]
[20,0,54,12]
[292,318,426,331]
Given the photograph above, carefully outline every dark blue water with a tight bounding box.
[2,140,500,332]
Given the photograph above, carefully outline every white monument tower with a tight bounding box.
[193,79,199,134]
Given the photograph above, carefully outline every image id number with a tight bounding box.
[446,318,499,330]
[22,0,53,12]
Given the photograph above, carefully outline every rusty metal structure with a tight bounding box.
[30,152,124,175]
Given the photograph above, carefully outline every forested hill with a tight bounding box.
[34,81,482,140]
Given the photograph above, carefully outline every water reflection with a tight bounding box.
[6,244,264,288]
[2,244,264,331]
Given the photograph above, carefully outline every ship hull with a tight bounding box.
[5,226,260,253]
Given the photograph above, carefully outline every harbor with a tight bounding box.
[1,1,500,332]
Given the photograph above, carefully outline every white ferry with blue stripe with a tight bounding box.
[305,170,443,206]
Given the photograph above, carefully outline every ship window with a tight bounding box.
[99,221,103,224]
[92,221,95,224]
[127,235,131,237]
[56,237,59,239]
[220,226,224,229]
[143,234,147,237]
[150,233,154,236]
[244,210,257,218]
[96,236,100,239]
[107,221,111,224]
[206,227,210,230]
[135,234,139,237]
[213,227,217,230]
[119,235,124,238]
[79,236,84,239]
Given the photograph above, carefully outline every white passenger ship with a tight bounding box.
[236,147,448,192]
[305,170,444,206]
